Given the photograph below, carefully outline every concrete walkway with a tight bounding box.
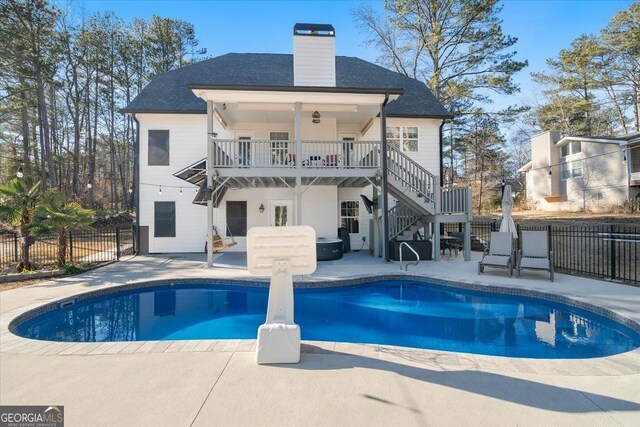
[1,252,639,426]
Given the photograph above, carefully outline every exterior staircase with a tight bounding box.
[384,145,473,260]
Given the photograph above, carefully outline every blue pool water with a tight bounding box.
[14,280,640,358]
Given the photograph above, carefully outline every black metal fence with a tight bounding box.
[446,220,639,285]
[0,226,134,270]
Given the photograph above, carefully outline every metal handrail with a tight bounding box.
[399,241,420,271]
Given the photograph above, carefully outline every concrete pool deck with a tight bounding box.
[1,252,639,426]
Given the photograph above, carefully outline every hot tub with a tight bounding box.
[316,238,343,261]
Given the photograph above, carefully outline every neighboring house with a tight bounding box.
[519,130,640,211]
[123,23,473,263]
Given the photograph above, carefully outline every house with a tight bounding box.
[123,23,473,265]
[519,130,640,211]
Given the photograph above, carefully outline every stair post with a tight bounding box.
[433,180,441,261]
[464,186,472,261]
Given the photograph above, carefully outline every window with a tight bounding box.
[270,131,289,165]
[154,202,175,237]
[631,147,640,173]
[148,130,170,165]
[386,126,418,152]
[340,201,359,233]
[560,141,581,158]
[226,201,247,237]
[561,160,583,180]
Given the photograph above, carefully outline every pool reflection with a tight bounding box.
[16,282,639,358]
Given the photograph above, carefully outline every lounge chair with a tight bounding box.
[478,232,514,277]
[517,230,554,281]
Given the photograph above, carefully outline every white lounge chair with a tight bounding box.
[478,232,514,277]
[517,230,554,282]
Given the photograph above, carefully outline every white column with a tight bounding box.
[206,100,215,267]
[294,102,302,225]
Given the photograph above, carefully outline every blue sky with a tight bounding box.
[75,0,634,111]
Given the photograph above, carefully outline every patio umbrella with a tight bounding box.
[499,184,518,239]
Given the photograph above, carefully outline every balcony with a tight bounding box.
[211,139,380,170]
[208,139,381,187]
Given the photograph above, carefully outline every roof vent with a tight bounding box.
[293,23,336,87]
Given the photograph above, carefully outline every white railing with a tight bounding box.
[387,145,437,205]
[211,139,380,169]
[388,202,421,240]
[440,187,471,214]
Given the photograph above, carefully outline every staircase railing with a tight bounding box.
[387,145,437,206]
[388,202,421,240]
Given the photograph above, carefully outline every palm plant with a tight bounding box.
[32,190,95,267]
[0,179,41,271]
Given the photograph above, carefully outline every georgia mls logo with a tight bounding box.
[0,405,64,427]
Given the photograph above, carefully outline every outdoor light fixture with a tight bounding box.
[87,182,92,189]
[16,167,23,178]
[259,203,265,213]
[548,168,552,176]
[179,187,183,195]
[222,103,226,110]
[312,111,321,124]
[128,187,133,194]
[158,185,162,195]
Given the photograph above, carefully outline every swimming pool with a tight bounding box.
[12,280,640,358]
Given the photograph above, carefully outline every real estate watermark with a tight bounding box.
[0,406,64,427]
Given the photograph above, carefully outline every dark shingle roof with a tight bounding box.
[123,53,452,118]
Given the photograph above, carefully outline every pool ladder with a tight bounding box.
[399,242,420,271]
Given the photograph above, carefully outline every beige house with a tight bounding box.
[519,131,640,211]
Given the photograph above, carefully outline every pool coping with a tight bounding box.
[2,273,640,377]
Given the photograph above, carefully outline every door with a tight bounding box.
[341,135,356,167]
[237,137,251,167]
[269,200,292,227]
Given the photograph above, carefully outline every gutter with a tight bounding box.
[381,94,390,262]
[132,113,141,255]
[186,84,405,96]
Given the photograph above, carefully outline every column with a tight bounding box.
[206,100,214,267]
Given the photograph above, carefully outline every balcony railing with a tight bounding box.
[211,139,380,169]
[440,186,472,215]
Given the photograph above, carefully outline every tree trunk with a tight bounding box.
[20,89,31,179]
[35,61,56,188]
[58,230,67,267]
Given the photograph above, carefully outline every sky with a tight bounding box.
[73,0,634,113]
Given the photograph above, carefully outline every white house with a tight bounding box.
[520,130,640,211]
[124,24,473,264]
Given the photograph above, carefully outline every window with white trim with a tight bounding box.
[154,202,175,237]
[386,126,418,152]
[560,141,581,158]
[148,130,170,165]
[561,160,583,180]
[340,201,360,233]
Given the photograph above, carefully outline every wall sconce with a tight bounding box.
[16,166,23,178]
[548,168,552,176]
[259,204,265,213]
[312,111,321,124]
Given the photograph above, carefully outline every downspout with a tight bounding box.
[380,94,390,262]
[132,113,140,255]
[439,120,446,187]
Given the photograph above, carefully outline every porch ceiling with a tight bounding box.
[212,102,381,127]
